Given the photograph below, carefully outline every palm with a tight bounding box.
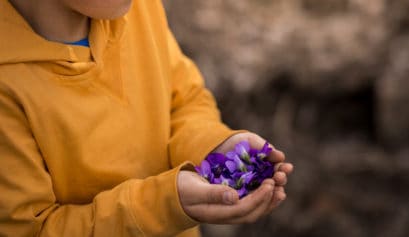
[213,132,264,154]
[213,132,285,164]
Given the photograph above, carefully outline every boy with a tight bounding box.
[0,0,293,236]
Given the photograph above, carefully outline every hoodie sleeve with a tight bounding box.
[0,89,197,237]
[167,30,241,167]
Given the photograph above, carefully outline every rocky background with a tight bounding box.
[164,0,409,236]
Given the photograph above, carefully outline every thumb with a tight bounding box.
[202,184,239,205]
[178,171,239,206]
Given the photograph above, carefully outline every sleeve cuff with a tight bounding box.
[128,162,198,236]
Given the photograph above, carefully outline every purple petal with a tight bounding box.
[213,177,222,185]
[226,151,237,160]
[237,186,248,198]
[241,172,256,184]
[233,155,247,172]
[214,175,234,186]
[225,160,237,173]
[206,153,226,166]
[200,160,211,176]
[232,172,244,180]
[260,165,274,179]
[249,148,258,158]
[257,142,273,159]
[235,141,250,157]
[194,166,201,174]
[235,141,250,154]
[246,164,255,172]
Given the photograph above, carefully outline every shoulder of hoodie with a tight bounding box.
[0,63,34,100]
[0,64,26,86]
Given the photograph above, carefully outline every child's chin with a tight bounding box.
[83,1,133,20]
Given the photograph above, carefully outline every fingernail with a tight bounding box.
[223,191,234,205]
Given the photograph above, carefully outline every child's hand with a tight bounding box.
[177,170,279,224]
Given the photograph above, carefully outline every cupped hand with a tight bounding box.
[177,170,279,224]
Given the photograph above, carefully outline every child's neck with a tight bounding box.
[9,0,89,43]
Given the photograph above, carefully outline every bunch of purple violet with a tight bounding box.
[195,141,275,198]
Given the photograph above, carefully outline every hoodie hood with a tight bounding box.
[0,0,125,74]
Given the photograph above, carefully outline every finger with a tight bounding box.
[229,184,274,224]
[245,133,268,150]
[267,188,286,213]
[267,148,286,163]
[202,184,239,205]
[274,186,284,193]
[275,162,294,174]
[189,179,275,223]
[244,134,285,164]
[273,171,287,186]
[179,171,239,205]
[225,180,275,224]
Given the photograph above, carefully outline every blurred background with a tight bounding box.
[164,0,409,236]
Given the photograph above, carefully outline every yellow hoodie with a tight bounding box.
[0,0,237,236]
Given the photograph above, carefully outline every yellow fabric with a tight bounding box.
[0,0,238,236]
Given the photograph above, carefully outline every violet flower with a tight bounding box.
[206,153,227,177]
[235,141,251,163]
[226,152,247,172]
[195,159,214,183]
[195,140,275,198]
[213,175,235,187]
[257,142,273,160]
